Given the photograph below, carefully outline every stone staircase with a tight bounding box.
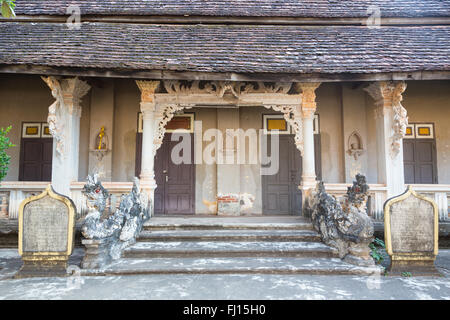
[81,217,382,276]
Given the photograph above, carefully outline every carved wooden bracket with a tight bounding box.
[364,81,408,158]
[263,104,304,156]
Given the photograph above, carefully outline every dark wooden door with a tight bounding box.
[262,135,302,215]
[403,139,437,184]
[137,133,195,215]
[19,138,53,181]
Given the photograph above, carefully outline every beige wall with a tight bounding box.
[111,78,140,181]
[316,83,345,183]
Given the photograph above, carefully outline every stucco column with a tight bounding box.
[42,76,91,196]
[365,81,408,198]
[135,80,160,193]
[296,83,321,190]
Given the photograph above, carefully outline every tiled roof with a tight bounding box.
[0,22,449,74]
[13,0,450,18]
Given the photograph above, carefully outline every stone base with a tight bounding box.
[344,254,375,267]
[388,259,441,277]
[14,257,69,279]
[81,238,114,269]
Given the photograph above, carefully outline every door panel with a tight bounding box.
[403,139,437,184]
[136,132,195,215]
[156,133,195,215]
[19,138,53,181]
[262,135,303,215]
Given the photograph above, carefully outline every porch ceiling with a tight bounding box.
[0,23,449,77]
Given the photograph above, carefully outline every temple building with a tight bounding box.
[0,0,449,228]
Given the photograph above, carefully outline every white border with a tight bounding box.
[41,123,52,138]
[22,123,41,138]
[415,123,434,139]
[263,114,291,135]
[404,124,415,139]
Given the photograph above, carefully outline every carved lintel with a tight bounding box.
[364,81,408,157]
[162,80,293,98]
[136,80,160,103]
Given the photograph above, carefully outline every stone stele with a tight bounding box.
[384,185,440,276]
[15,185,76,278]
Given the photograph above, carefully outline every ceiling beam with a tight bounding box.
[1,64,449,83]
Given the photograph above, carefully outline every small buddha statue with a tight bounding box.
[95,126,108,151]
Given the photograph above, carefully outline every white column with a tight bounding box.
[365,81,407,198]
[140,103,157,188]
[296,83,321,190]
[301,112,316,187]
[135,81,160,194]
[42,77,91,196]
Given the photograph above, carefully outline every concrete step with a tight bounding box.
[123,241,338,259]
[143,222,314,231]
[80,257,382,276]
[143,216,314,231]
[137,229,321,242]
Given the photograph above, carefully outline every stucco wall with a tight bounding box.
[111,78,140,182]
[316,83,345,183]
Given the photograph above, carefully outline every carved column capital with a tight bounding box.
[295,82,321,119]
[136,80,160,103]
[364,81,406,109]
[365,81,408,158]
[42,76,90,159]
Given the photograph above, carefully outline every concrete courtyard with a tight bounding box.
[0,248,449,300]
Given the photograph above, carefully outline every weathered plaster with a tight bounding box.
[316,83,345,183]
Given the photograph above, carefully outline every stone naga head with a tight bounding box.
[82,174,109,214]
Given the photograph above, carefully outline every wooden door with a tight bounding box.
[262,135,302,215]
[163,135,195,214]
[137,133,195,215]
[262,134,321,215]
[19,138,53,181]
[403,139,437,184]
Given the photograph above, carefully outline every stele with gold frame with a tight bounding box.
[18,185,76,263]
[384,185,438,263]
